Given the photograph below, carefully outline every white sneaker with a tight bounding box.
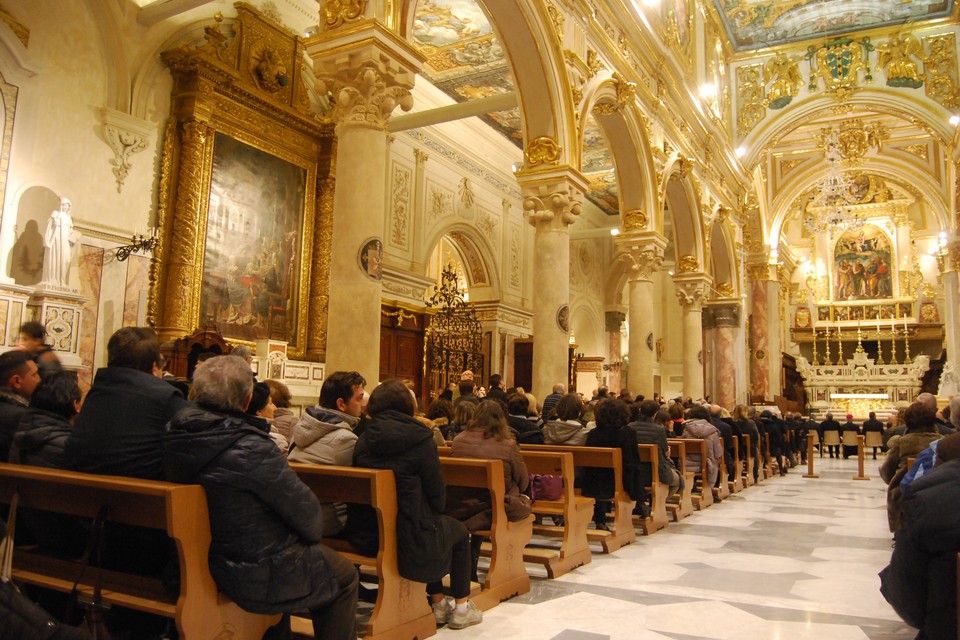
[432,596,454,625]
[448,600,482,630]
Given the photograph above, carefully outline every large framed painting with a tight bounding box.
[832,225,894,302]
[199,133,306,343]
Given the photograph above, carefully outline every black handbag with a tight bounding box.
[63,507,111,640]
[0,495,91,640]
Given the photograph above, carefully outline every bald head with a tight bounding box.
[710,404,721,416]
[916,392,938,411]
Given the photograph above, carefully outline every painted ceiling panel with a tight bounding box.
[713,0,953,51]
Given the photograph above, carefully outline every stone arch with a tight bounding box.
[768,158,950,246]
[710,220,737,296]
[579,72,658,225]
[401,0,575,166]
[421,222,501,300]
[739,90,953,169]
[602,252,633,310]
[660,153,705,268]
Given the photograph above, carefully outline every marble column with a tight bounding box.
[941,243,960,396]
[618,233,665,400]
[307,24,422,378]
[605,311,625,393]
[747,262,778,401]
[702,307,717,404]
[673,273,710,401]
[712,303,740,411]
[520,169,586,401]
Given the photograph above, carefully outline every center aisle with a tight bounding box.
[437,457,915,640]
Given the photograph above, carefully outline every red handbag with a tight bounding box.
[529,474,563,501]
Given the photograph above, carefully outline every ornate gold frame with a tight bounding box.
[151,4,334,360]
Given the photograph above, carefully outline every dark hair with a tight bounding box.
[654,409,672,427]
[453,401,476,427]
[506,392,529,416]
[19,321,46,341]
[247,382,271,415]
[869,412,876,419]
[489,373,502,389]
[639,399,660,419]
[458,379,475,396]
[368,379,416,417]
[903,403,936,433]
[265,379,291,408]
[426,398,454,421]
[554,393,583,421]
[319,371,366,410]
[668,403,684,420]
[468,401,512,441]
[0,350,33,387]
[29,371,81,418]
[685,405,710,421]
[595,398,629,431]
[107,327,160,373]
[196,350,218,363]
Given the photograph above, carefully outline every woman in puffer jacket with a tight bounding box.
[543,393,591,445]
[680,405,723,488]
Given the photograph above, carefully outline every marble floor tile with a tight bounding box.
[435,458,915,639]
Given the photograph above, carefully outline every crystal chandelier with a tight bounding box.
[802,139,865,235]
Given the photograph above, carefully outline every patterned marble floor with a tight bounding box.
[436,457,916,640]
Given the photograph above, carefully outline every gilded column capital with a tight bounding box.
[307,21,424,132]
[519,168,587,231]
[746,261,775,282]
[673,274,711,311]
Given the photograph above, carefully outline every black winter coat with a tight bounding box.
[66,367,189,480]
[0,388,28,463]
[10,408,72,468]
[881,459,960,640]
[163,405,338,614]
[582,424,644,502]
[629,419,674,487]
[349,409,451,583]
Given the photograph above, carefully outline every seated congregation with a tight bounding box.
[2,325,947,639]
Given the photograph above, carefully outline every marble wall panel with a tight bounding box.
[751,280,769,399]
[77,244,103,391]
[122,254,150,326]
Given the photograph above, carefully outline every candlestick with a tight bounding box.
[890,327,898,365]
[812,330,819,367]
[837,326,844,365]
[903,325,911,365]
[876,327,884,365]
[824,329,831,366]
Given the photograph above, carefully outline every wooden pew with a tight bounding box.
[670,438,713,510]
[636,444,668,535]
[665,439,695,521]
[742,434,755,487]
[521,444,636,554]
[519,450,593,578]
[728,436,744,494]
[0,463,279,640]
[437,457,534,610]
[290,464,435,640]
[714,447,730,502]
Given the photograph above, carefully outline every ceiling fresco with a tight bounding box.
[713,0,954,51]
[411,0,522,147]
[581,114,619,215]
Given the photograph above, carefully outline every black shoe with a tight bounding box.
[593,520,610,531]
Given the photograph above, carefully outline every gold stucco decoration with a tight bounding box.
[324,0,366,29]
[525,137,561,167]
[764,54,802,109]
[716,282,735,298]
[923,34,960,109]
[877,33,925,88]
[737,64,765,137]
[677,255,699,273]
[806,38,871,102]
[622,209,648,231]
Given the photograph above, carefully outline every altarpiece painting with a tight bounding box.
[833,225,893,301]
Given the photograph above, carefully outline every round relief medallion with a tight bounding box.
[358,238,383,281]
[646,332,653,351]
[556,304,570,333]
[755,348,766,361]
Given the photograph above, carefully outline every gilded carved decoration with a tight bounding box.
[877,34,925,88]
[324,0,366,29]
[806,38,872,102]
[154,7,331,359]
[818,119,888,165]
[737,64,765,137]
[746,262,772,282]
[547,4,564,42]
[622,209,648,231]
[587,50,605,77]
[923,34,960,109]
[390,162,411,249]
[715,282,735,298]
[525,137,562,167]
[677,254,699,273]
[904,143,929,160]
[764,54,802,109]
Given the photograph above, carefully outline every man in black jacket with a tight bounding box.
[630,399,682,497]
[820,412,841,458]
[0,350,40,463]
[862,411,884,459]
[164,355,358,640]
[65,327,189,480]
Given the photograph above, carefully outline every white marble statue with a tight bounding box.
[42,197,81,287]
[939,360,959,399]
